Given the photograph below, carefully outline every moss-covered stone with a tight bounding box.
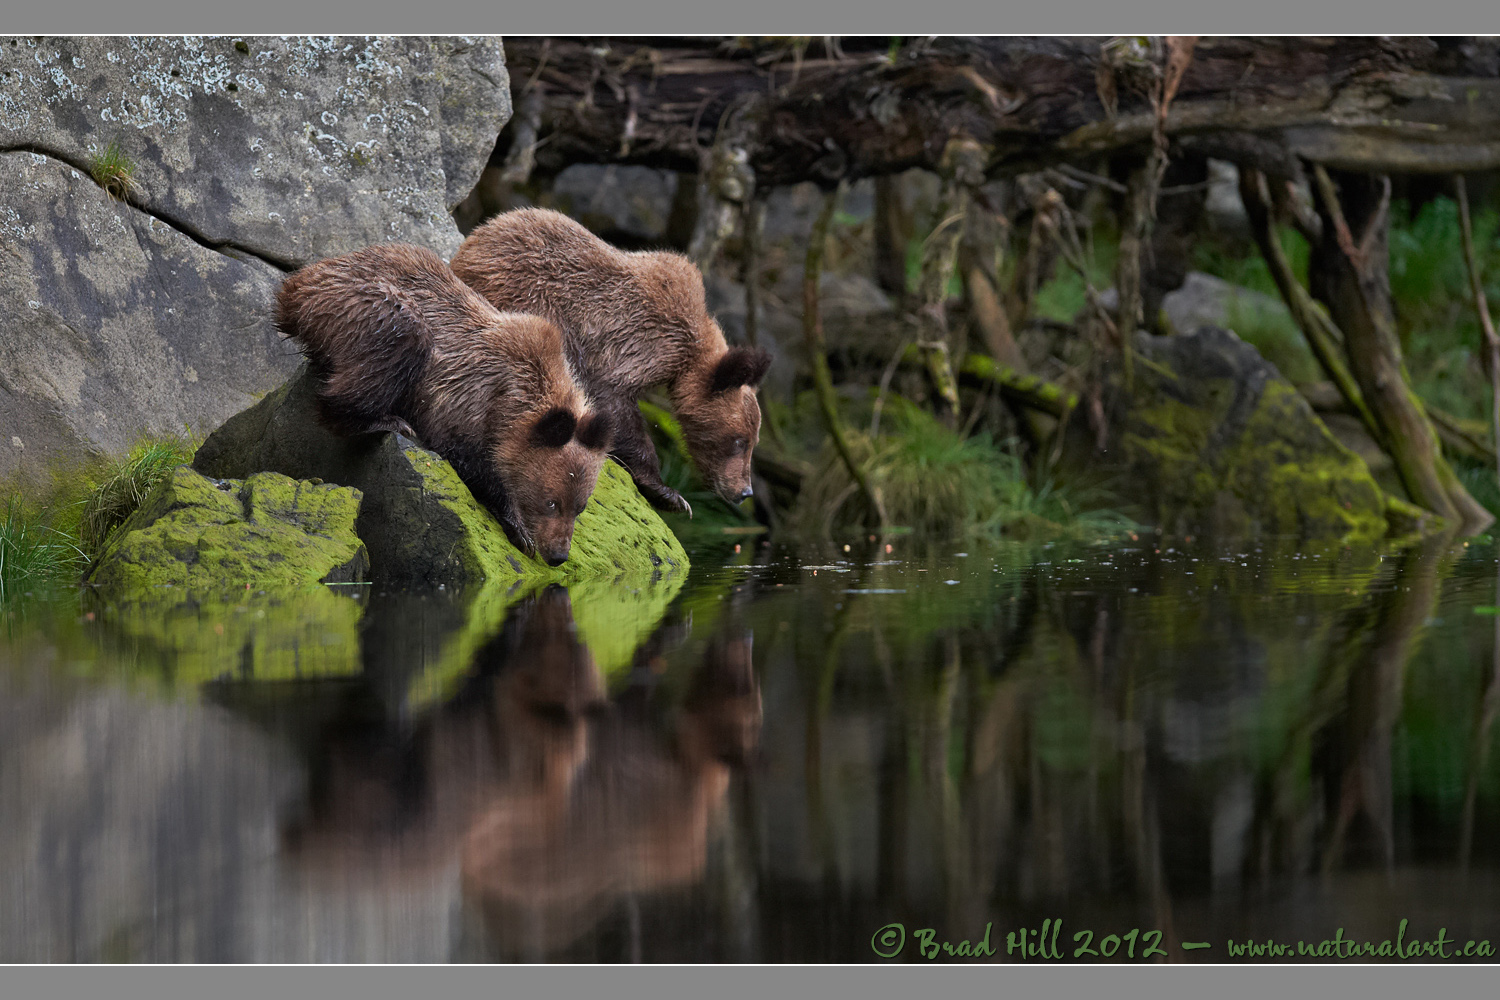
[195,365,690,588]
[1106,327,1388,544]
[86,465,369,598]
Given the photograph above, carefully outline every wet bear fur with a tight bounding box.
[450,208,772,513]
[274,243,612,565]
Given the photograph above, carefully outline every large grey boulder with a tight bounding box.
[0,151,295,481]
[1159,272,1293,340]
[0,36,510,267]
[0,36,511,482]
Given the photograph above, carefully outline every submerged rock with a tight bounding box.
[1101,327,1388,543]
[193,366,690,589]
[87,466,369,598]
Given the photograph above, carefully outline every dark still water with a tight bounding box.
[6,533,1500,963]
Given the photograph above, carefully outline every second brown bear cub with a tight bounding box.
[275,243,611,566]
[450,208,772,514]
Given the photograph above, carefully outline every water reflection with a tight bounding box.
[6,536,1500,961]
[281,586,760,960]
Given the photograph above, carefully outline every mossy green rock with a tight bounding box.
[1107,327,1387,544]
[87,466,370,598]
[194,365,689,588]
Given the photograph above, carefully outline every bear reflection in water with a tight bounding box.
[283,586,761,958]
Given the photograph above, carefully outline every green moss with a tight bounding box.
[1122,377,1387,543]
[394,457,691,711]
[403,577,534,710]
[87,466,369,598]
[397,446,689,588]
[556,460,691,581]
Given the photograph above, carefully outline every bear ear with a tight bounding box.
[574,411,612,452]
[708,347,773,394]
[530,407,578,449]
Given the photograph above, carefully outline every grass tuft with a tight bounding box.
[0,499,85,604]
[89,141,138,201]
[78,437,196,558]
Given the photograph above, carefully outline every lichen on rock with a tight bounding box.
[0,35,511,266]
[87,464,369,598]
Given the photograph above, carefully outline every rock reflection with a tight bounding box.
[285,585,761,960]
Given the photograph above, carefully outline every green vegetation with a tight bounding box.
[79,437,196,557]
[1389,197,1500,422]
[1030,229,1118,324]
[638,399,759,556]
[1189,198,1500,423]
[792,394,1133,540]
[0,499,84,604]
[0,433,197,605]
[88,141,138,201]
[1193,224,1311,299]
[1220,291,1321,384]
[1457,461,1500,518]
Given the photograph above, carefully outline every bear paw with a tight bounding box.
[646,487,693,518]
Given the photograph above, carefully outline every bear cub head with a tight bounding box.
[497,405,613,566]
[675,343,773,506]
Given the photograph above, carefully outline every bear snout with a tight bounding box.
[543,549,570,567]
[713,480,752,505]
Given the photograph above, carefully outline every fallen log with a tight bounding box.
[898,345,1078,419]
[497,37,1500,186]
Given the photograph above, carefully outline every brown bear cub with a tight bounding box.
[274,243,611,566]
[450,208,772,515]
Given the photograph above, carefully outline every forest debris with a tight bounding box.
[1306,166,1490,529]
[1240,167,1382,445]
[805,181,885,528]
